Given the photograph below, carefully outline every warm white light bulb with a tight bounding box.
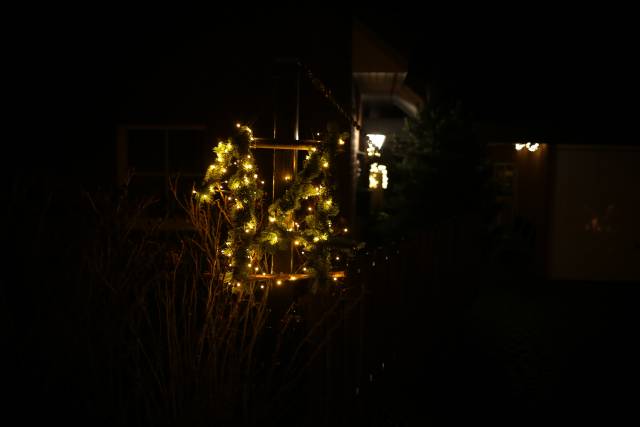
[369,163,388,189]
[366,134,386,149]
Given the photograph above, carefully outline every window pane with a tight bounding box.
[128,129,165,173]
[168,130,206,175]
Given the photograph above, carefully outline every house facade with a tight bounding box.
[112,16,640,282]
[487,141,640,281]
[114,18,421,234]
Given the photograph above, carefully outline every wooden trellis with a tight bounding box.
[229,59,354,282]
[245,136,345,280]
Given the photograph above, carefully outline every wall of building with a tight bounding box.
[549,146,640,281]
[515,143,552,275]
[488,143,552,277]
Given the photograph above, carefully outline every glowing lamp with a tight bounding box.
[369,163,389,189]
[515,142,541,152]
[366,134,386,149]
[527,142,540,152]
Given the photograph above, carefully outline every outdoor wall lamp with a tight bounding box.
[515,142,540,152]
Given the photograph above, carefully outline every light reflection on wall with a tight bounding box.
[584,204,616,233]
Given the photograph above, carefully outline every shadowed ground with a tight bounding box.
[373,279,640,425]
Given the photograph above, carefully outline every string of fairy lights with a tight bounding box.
[193,123,351,292]
[195,122,408,407]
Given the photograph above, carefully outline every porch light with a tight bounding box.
[367,134,386,149]
[515,142,540,152]
[366,134,386,157]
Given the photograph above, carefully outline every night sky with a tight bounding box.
[360,7,637,143]
[10,6,636,187]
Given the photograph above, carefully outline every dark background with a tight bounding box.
[5,5,639,425]
[9,5,637,187]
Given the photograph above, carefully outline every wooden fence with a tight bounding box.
[300,215,485,425]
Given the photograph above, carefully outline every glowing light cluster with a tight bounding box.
[515,142,540,152]
[366,134,386,157]
[195,125,351,291]
[369,163,388,189]
[367,134,386,150]
[194,124,266,285]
